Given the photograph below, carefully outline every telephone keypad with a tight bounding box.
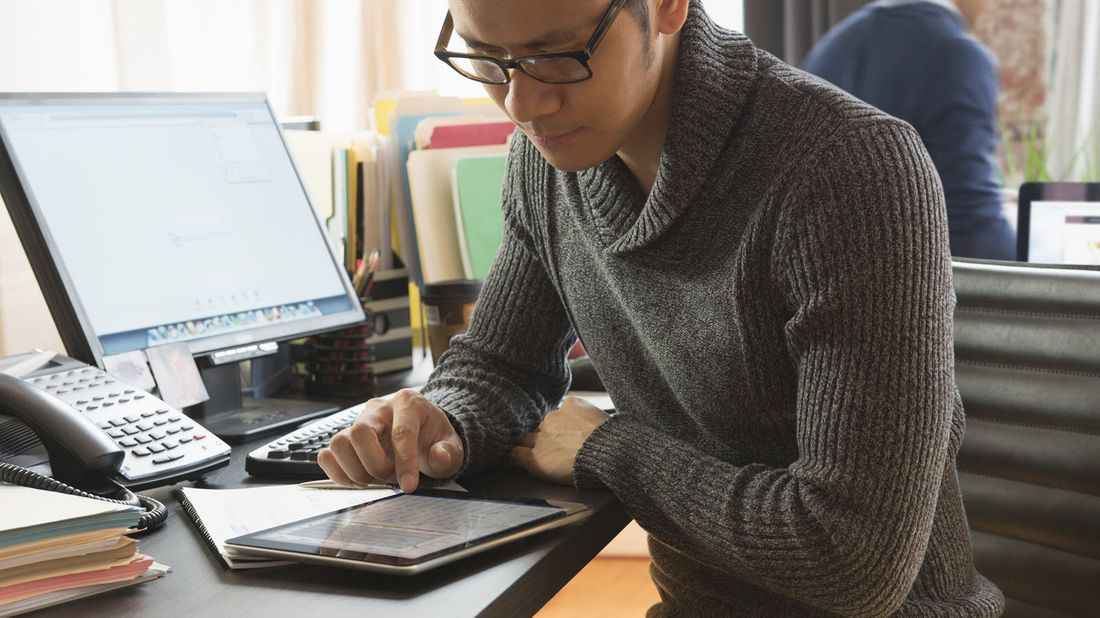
[29,365,230,481]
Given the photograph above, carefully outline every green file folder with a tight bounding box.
[451,155,507,280]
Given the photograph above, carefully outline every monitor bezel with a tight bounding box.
[1017,181,1100,263]
[0,92,365,367]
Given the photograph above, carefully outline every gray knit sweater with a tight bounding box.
[421,3,1005,616]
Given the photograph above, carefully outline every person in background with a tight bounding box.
[804,0,1016,260]
[319,0,1005,614]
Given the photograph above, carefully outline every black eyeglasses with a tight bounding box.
[434,0,630,85]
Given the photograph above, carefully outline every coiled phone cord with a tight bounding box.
[0,461,167,533]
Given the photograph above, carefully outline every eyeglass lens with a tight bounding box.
[447,55,590,84]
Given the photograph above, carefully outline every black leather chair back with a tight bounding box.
[953,260,1100,617]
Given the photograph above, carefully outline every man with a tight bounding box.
[804,0,1016,260]
[319,0,1005,614]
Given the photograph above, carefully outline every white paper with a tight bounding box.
[144,342,209,409]
[0,485,135,534]
[102,350,156,392]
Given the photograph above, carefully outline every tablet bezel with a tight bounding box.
[223,489,592,575]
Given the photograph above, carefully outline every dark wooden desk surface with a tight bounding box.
[26,370,630,618]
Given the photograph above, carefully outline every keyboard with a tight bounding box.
[244,391,615,479]
[245,404,363,478]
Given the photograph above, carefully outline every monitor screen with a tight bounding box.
[1018,183,1100,264]
[0,94,363,364]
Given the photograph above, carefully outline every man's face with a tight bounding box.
[447,0,661,172]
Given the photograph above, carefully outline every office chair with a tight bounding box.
[952,259,1100,617]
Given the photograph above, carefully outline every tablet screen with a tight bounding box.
[229,490,579,566]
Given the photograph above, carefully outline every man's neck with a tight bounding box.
[617,35,681,195]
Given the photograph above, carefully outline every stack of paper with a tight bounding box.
[0,484,168,617]
[283,130,385,275]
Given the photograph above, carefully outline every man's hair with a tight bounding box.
[626,0,654,63]
[626,0,650,32]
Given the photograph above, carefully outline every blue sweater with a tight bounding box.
[804,1,1015,260]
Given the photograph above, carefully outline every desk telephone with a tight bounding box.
[0,352,231,531]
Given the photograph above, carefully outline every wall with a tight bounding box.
[0,0,122,355]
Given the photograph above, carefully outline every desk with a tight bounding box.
[28,414,629,617]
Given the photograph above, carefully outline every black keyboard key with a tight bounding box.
[288,442,306,450]
[267,449,290,459]
[290,450,310,460]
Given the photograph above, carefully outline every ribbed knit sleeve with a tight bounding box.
[420,146,577,477]
[572,120,957,616]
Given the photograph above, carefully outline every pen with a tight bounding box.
[298,479,394,490]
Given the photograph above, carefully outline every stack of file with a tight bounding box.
[279,92,514,360]
[0,484,168,617]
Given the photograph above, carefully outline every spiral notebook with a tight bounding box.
[176,484,398,569]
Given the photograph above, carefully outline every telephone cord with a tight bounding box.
[0,461,167,532]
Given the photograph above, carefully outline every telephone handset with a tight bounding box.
[0,352,232,531]
[0,372,123,493]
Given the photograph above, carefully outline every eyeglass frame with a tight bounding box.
[433,0,631,85]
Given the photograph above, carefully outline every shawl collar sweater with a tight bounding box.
[422,3,1004,615]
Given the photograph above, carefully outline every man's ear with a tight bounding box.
[653,0,690,35]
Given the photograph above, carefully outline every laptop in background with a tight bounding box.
[1017,182,1100,263]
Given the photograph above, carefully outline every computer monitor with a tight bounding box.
[1018,182,1100,264]
[0,93,365,441]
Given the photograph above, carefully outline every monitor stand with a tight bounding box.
[184,349,338,444]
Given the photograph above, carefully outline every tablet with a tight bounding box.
[223,489,592,575]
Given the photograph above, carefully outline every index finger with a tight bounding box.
[390,394,425,493]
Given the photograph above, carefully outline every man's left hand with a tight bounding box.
[509,396,609,485]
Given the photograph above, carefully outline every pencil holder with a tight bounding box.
[290,268,412,399]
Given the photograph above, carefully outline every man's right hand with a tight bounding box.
[318,389,464,493]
